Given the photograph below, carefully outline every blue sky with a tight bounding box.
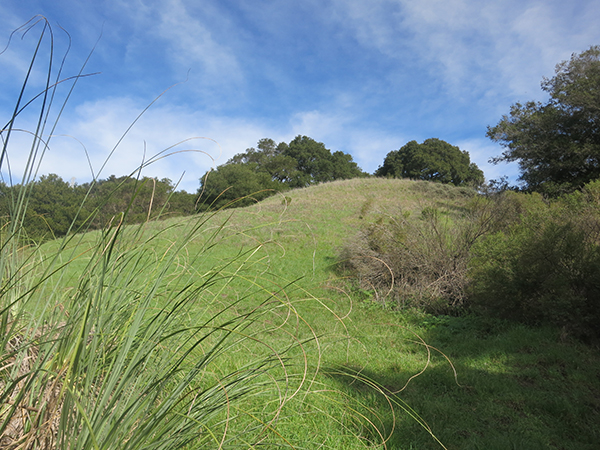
[1,0,599,192]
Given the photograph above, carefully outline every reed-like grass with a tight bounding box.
[0,17,311,449]
[0,17,450,450]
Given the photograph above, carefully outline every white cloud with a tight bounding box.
[329,0,402,55]
[1,92,283,192]
[289,110,346,140]
[92,0,246,106]
[0,92,523,191]
[283,108,511,180]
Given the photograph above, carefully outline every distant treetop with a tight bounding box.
[375,138,484,187]
[198,135,367,209]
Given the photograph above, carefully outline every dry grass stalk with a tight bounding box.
[1,322,67,450]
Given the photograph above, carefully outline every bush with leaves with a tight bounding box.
[467,182,600,341]
[341,181,600,340]
[198,162,284,210]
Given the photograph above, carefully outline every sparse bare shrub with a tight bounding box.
[339,192,498,313]
[339,187,530,314]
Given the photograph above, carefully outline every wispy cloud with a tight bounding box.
[154,0,243,86]
[329,0,600,102]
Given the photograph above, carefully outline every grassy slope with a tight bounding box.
[43,178,600,449]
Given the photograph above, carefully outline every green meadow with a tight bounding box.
[6,177,598,449]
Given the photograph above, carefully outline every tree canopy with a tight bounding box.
[282,135,365,187]
[199,136,366,209]
[0,175,197,242]
[198,163,282,209]
[487,45,600,195]
[375,138,484,186]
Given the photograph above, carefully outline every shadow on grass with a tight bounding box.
[322,316,600,450]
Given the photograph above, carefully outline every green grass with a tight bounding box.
[21,177,599,449]
[182,179,600,449]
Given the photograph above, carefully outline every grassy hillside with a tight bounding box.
[8,178,600,449]
[220,178,600,449]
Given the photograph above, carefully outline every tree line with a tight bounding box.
[0,174,196,242]
[199,134,485,210]
[0,134,484,242]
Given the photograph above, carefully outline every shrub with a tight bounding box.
[468,187,600,341]
[338,188,494,314]
[338,181,600,341]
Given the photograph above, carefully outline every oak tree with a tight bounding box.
[487,46,600,194]
[375,138,484,187]
[198,136,366,208]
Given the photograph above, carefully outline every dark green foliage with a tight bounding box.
[166,189,198,215]
[199,163,282,210]
[375,138,484,187]
[198,135,366,209]
[0,174,197,242]
[468,184,600,341]
[283,135,366,187]
[86,175,196,226]
[25,174,94,238]
[228,138,299,183]
[488,46,600,194]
